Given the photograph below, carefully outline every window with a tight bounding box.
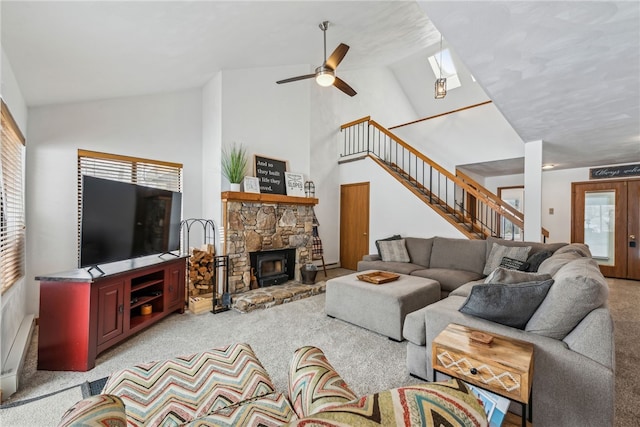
[77,149,183,259]
[1,101,26,294]
[428,48,462,90]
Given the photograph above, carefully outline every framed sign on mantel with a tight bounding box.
[284,172,306,197]
[254,155,287,194]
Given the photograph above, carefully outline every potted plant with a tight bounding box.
[222,143,248,191]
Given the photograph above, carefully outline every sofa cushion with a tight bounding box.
[526,250,553,272]
[430,237,487,275]
[375,234,401,257]
[484,267,552,284]
[101,343,276,426]
[378,239,410,262]
[411,268,485,293]
[448,279,486,298]
[526,258,609,339]
[58,395,127,427]
[285,380,487,427]
[357,260,425,275]
[554,243,592,258]
[485,236,567,257]
[459,279,554,329]
[537,251,584,276]
[288,346,357,418]
[484,243,531,275]
[404,237,434,267]
[188,392,296,426]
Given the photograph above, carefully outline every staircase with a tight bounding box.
[340,116,548,241]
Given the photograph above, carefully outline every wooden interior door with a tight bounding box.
[628,180,640,280]
[572,180,640,279]
[340,182,370,270]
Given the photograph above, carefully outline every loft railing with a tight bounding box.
[340,116,547,241]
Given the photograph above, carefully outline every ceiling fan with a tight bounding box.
[276,21,357,97]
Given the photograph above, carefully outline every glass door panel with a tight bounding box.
[584,191,616,266]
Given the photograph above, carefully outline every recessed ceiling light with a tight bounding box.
[542,164,555,170]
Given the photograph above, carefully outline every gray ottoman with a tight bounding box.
[325,270,440,341]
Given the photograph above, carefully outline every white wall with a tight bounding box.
[25,89,203,314]
[309,66,465,262]
[220,65,311,180]
[485,167,595,244]
[201,72,223,247]
[200,65,311,249]
[341,157,465,253]
[0,47,29,368]
[392,103,525,174]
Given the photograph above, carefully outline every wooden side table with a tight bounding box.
[432,324,534,427]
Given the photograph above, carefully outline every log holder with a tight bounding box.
[180,218,230,313]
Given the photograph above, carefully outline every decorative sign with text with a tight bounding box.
[254,155,287,194]
[284,172,306,197]
[589,164,640,180]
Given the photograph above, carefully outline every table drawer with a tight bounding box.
[434,346,524,402]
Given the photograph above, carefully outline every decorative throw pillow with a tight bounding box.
[375,235,401,257]
[459,279,554,329]
[499,257,529,271]
[484,267,552,284]
[378,239,410,263]
[526,250,553,272]
[483,243,532,275]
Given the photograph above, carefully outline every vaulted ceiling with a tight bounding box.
[2,1,638,175]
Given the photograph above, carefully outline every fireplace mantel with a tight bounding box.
[221,191,318,206]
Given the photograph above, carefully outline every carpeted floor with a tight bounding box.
[0,271,638,427]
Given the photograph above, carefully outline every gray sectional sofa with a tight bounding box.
[358,236,615,427]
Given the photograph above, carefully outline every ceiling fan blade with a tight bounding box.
[325,43,349,70]
[276,74,316,84]
[334,77,357,97]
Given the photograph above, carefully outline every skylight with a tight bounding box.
[428,48,461,90]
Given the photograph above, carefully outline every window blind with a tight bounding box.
[1,101,26,294]
[77,149,183,260]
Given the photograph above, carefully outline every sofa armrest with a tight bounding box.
[285,380,488,426]
[403,306,429,346]
[58,394,126,427]
[288,346,357,418]
[361,254,381,261]
[563,307,614,367]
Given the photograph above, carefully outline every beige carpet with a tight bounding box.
[1,272,637,427]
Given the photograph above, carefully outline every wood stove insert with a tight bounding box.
[249,248,296,287]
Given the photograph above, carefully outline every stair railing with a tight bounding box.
[340,117,546,241]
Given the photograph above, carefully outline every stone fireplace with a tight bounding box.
[222,192,318,295]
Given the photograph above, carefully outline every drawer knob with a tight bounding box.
[470,368,478,375]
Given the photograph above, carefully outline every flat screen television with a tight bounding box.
[80,175,182,268]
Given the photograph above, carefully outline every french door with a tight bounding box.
[572,179,640,279]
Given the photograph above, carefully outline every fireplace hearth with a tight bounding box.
[250,248,296,287]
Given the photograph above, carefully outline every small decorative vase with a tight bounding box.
[230,183,241,192]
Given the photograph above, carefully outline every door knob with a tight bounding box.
[363,232,368,236]
[630,235,636,240]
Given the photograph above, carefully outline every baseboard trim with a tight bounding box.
[1,314,35,402]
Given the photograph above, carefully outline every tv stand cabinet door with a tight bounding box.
[166,260,186,312]
[96,279,125,346]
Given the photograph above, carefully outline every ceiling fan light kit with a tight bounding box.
[276,21,356,96]
[315,67,335,87]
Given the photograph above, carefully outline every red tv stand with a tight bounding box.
[37,255,187,371]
